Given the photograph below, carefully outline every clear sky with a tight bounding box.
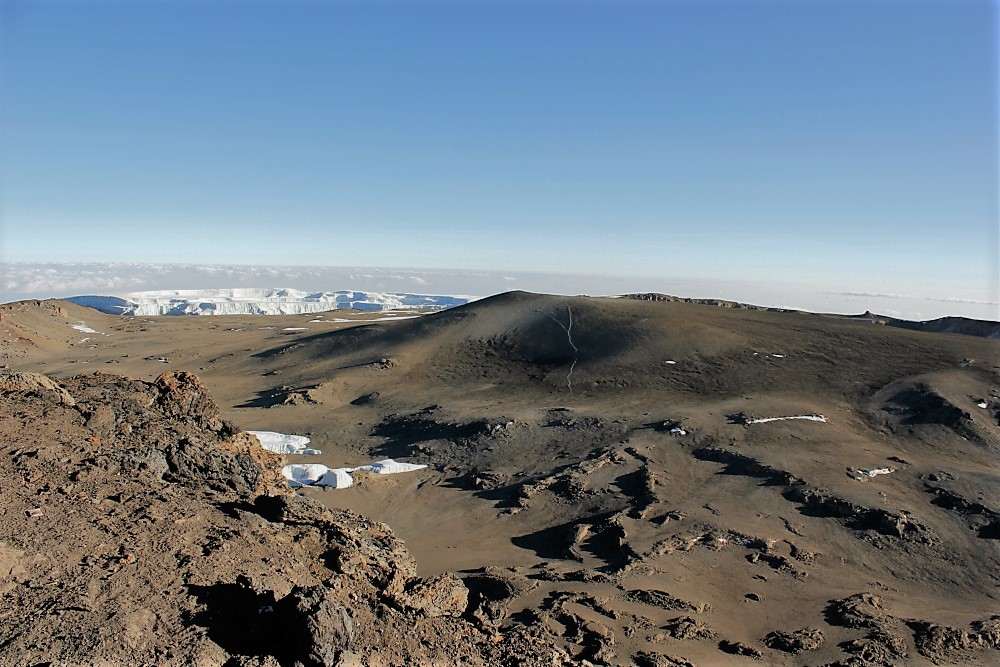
[1,0,997,317]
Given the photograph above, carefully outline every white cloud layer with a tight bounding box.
[2,261,997,322]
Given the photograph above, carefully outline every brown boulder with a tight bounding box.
[0,371,76,405]
[394,572,469,618]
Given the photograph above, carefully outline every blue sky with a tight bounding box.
[1,0,997,317]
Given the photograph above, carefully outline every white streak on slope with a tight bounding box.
[748,415,827,424]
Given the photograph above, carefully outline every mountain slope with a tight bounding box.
[247,291,990,407]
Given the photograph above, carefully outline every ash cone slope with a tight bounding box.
[249,290,985,405]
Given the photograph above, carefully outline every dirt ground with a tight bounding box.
[1,293,999,666]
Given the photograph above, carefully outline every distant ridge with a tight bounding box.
[848,311,1000,339]
[623,293,1000,339]
[622,293,790,311]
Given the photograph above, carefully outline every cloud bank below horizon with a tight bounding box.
[2,261,997,322]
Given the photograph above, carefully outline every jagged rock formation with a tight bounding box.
[0,371,566,666]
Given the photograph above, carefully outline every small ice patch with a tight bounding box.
[325,315,421,323]
[281,458,428,489]
[72,323,97,333]
[283,327,309,331]
[316,468,355,489]
[856,467,895,480]
[282,463,332,487]
[977,400,989,409]
[248,431,320,455]
[670,426,687,436]
[771,354,785,358]
[664,360,677,365]
[747,414,827,424]
[355,459,428,475]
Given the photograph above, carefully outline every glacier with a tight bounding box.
[66,288,471,316]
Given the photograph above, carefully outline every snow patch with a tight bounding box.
[316,468,356,489]
[354,459,429,475]
[281,458,428,489]
[319,315,422,323]
[72,323,98,333]
[248,431,321,455]
[282,464,333,487]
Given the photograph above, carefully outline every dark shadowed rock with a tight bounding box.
[163,433,266,495]
[278,586,354,667]
[718,639,762,659]
[661,616,715,640]
[763,626,824,653]
[462,567,538,628]
[633,650,696,666]
[254,491,332,526]
[351,391,379,405]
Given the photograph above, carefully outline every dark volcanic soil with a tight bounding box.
[2,292,999,666]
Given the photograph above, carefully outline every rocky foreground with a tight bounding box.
[0,370,560,667]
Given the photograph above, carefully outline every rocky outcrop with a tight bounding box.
[909,617,1000,664]
[463,567,537,628]
[634,653,696,667]
[783,486,934,542]
[394,572,469,617]
[279,585,356,667]
[74,371,287,496]
[0,371,544,666]
[153,370,228,430]
[718,639,762,658]
[825,593,908,664]
[253,493,418,597]
[622,293,775,310]
[660,616,715,640]
[0,370,76,405]
[763,626,825,653]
